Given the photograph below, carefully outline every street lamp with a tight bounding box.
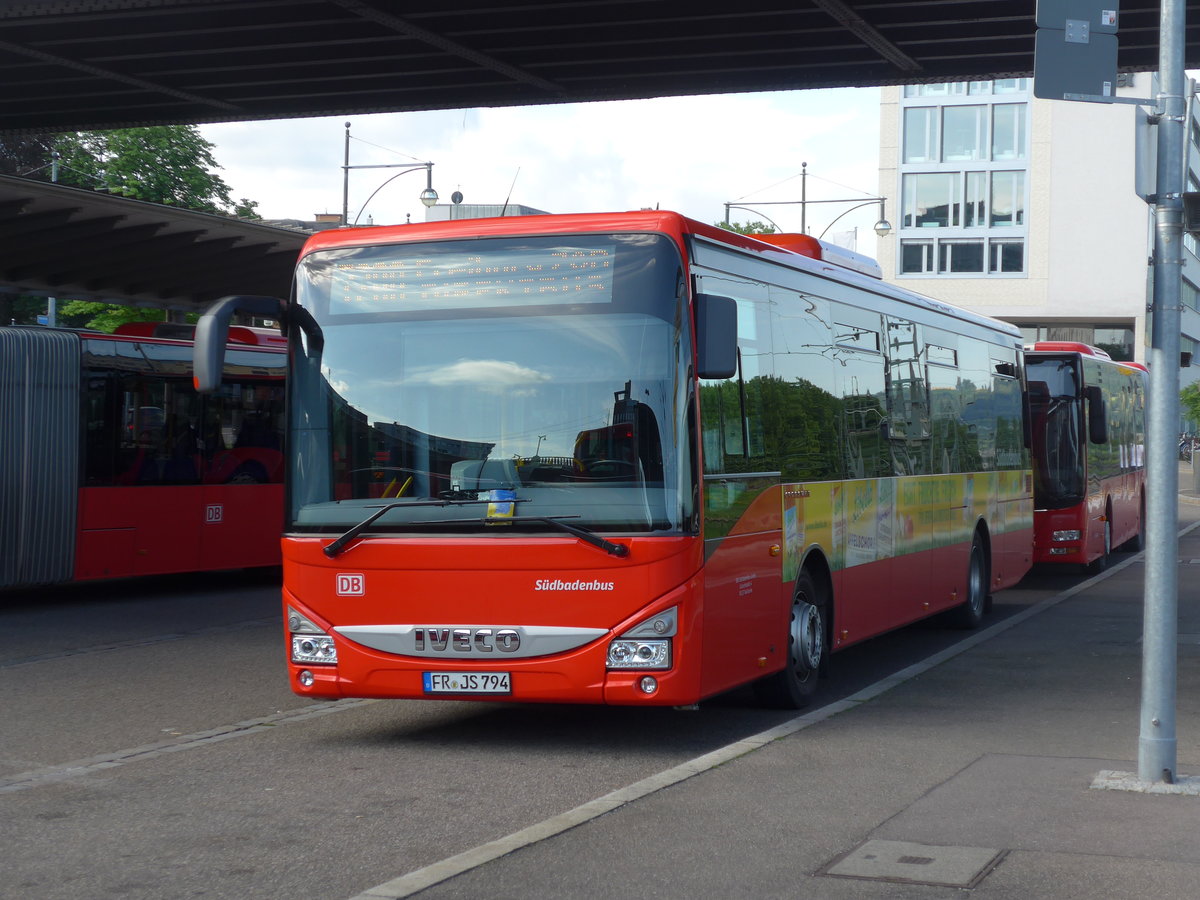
[723,162,891,240]
[341,121,439,226]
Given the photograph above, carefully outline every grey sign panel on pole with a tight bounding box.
[1034,0,1119,100]
[1035,0,1119,32]
[1033,27,1118,100]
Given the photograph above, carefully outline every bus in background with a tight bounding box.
[195,211,1033,709]
[1024,341,1147,571]
[0,322,286,590]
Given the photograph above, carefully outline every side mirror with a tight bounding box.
[193,295,285,392]
[1085,384,1108,444]
[695,293,738,379]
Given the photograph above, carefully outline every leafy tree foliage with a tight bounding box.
[51,126,238,213]
[1182,382,1200,431]
[716,220,777,235]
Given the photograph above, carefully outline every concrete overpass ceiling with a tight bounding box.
[0,1,1194,311]
[0,1,1189,135]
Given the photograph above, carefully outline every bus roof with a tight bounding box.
[1025,341,1112,359]
[300,210,1022,344]
[113,321,287,348]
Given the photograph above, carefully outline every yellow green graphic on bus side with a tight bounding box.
[782,471,1033,582]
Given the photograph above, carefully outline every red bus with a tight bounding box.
[0,322,285,590]
[1024,341,1147,571]
[196,211,1032,708]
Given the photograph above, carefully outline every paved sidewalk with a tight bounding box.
[380,491,1200,899]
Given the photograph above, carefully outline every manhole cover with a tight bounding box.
[822,839,1005,888]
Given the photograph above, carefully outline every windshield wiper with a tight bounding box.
[521,516,630,557]
[323,505,628,559]
[323,497,500,558]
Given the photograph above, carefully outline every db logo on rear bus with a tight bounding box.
[336,574,365,596]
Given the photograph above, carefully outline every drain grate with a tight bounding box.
[822,839,1005,888]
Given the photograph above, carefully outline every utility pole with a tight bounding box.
[1139,0,1185,785]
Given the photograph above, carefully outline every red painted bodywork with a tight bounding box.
[74,484,283,580]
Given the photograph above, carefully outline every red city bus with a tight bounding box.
[1024,341,1147,571]
[196,212,1032,708]
[0,322,285,590]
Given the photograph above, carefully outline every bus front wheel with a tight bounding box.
[754,571,825,709]
[1085,517,1112,574]
[945,533,988,629]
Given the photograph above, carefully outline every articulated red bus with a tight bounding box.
[0,322,285,590]
[1024,341,1147,571]
[196,211,1032,708]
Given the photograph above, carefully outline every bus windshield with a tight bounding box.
[287,232,694,536]
[1026,355,1084,507]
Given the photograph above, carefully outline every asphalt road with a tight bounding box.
[0,553,1135,900]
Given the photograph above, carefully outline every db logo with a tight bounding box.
[336,573,365,596]
[205,504,224,523]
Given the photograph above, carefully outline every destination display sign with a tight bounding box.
[326,241,616,314]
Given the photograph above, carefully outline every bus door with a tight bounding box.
[697,287,784,696]
[883,318,932,621]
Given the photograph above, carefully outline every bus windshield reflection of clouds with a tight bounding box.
[290,234,689,534]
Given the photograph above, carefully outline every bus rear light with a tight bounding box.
[1052,530,1082,542]
[607,639,670,669]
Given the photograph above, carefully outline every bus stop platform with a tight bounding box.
[374,484,1200,899]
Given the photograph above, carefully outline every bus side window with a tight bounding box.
[696,281,771,475]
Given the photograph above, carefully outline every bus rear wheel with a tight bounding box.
[754,571,825,709]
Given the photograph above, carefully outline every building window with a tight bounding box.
[993,78,1029,94]
[964,172,987,226]
[904,107,937,162]
[992,104,1027,160]
[897,81,1029,279]
[942,105,987,161]
[939,240,985,273]
[990,171,1025,226]
[903,172,959,227]
[901,240,935,273]
[1184,279,1199,311]
[990,240,1024,273]
[1019,325,1134,360]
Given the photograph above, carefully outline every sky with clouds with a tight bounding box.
[198,86,885,249]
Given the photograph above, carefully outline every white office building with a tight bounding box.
[876,73,1200,388]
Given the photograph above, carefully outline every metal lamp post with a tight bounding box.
[723,162,892,240]
[341,121,439,227]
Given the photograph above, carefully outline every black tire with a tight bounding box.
[753,571,826,709]
[946,533,988,629]
[1119,502,1146,553]
[1085,516,1112,574]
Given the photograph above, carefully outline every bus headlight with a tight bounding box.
[607,606,677,669]
[292,635,337,664]
[1052,530,1082,542]
[288,606,337,664]
[607,639,670,669]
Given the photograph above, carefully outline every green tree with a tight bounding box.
[1181,382,1200,431]
[716,220,777,235]
[52,126,239,213]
